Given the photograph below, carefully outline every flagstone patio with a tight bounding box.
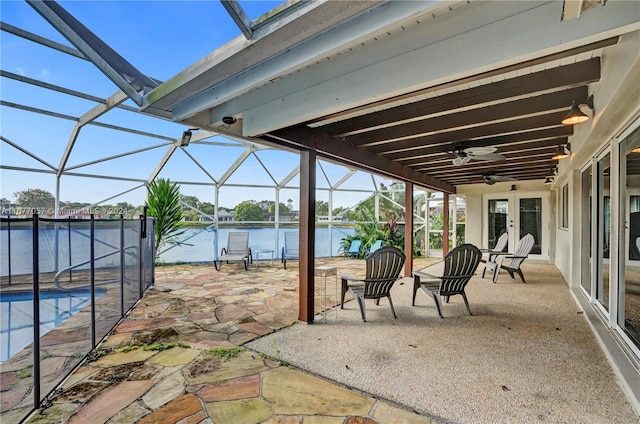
[7,257,438,423]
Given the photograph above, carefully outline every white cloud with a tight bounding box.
[38,68,51,80]
[15,67,26,76]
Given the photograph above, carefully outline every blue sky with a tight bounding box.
[0,1,398,211]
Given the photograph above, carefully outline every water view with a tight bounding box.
[157,226,356,264]
[1,226,356,276]
[0,289,105,363]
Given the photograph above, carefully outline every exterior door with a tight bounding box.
[483,192,549,261]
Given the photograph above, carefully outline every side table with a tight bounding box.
[315,265,338,322]
[255,249,274,266]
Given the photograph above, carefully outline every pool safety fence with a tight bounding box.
[0,212,155,421]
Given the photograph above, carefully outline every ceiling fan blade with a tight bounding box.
[464,146,497,155]
[493,175,518,182]
[469,152,505,162]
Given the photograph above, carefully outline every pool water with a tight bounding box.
[0,289,105,363]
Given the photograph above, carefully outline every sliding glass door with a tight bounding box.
[580,165,592,294]
[619,123,640,350]
[596,151,611,313]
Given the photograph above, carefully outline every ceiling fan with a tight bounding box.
[482,172,518,185]
[452,145,505,166]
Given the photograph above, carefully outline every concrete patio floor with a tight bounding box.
[6,256,638,423]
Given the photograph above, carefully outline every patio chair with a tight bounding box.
[480,232,508,265]
[340,246,406,322]
[281,231,299,269]
[214,231,252,271]
[366,239,384,255]
[345,239,362,258]
[483,233,535,283]
[412,243,481,318]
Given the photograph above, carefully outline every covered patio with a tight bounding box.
[12,258,638,423]
[2,0,640,421]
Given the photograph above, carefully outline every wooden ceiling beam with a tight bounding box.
[261,126,455,193]
[418,153,556,174]
[320,58,600,136]
[348,86,587,146]
[396,144,566,168]
[389,127,573,163]
[366,110,569,155]
[310,37,617,125]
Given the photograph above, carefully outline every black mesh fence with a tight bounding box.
[0,214,154,421]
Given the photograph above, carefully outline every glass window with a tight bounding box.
[561,184,569,228]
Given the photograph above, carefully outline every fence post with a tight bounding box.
[68,217,72,285]
[120,214,125,316]
[139,206,148,298]
[90,214,96,349]
[7,213,11,285]
[32,213,40,407]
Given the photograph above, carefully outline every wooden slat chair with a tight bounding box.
[412,243,482,318]
[340,246,406,322]
[281,231,299,269]
[480,232,508,269]
[214,231,252,271]
[483,233,535,283]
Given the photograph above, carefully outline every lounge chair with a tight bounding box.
[281,231,299,269]
[366,239,384,255]
[412,243,481,318]
[480,232,508,265]
[340,246,406,322]
[345,239,362,258]
[483,233,534,283]
[214,231,252,271]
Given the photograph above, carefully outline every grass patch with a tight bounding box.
[120,341,190,353]
[203,346,244,361]
[18,366,33,378]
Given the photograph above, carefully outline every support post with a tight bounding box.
[443,192,450,256]
[299,150,316,323]
[404,182,414,277]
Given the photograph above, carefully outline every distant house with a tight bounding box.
[218,210,235,222]
[317,215,343,222]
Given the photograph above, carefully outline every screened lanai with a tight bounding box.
[2,0,640,417]
[1,2,461,266]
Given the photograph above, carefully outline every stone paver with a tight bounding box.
[67,380,157,424]
[197,373,260,402]
[205,398,273,424]
[11,259,440,424]
[262,366,375,416]
[137,393,202,424]
[142,372,186,410]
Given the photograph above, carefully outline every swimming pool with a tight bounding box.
[0,289,105,363]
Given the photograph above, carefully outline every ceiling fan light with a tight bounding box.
[561,101,589,125]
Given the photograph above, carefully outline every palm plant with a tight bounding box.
[146,178,185,257]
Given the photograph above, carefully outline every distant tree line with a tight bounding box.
[6,182,411,223]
